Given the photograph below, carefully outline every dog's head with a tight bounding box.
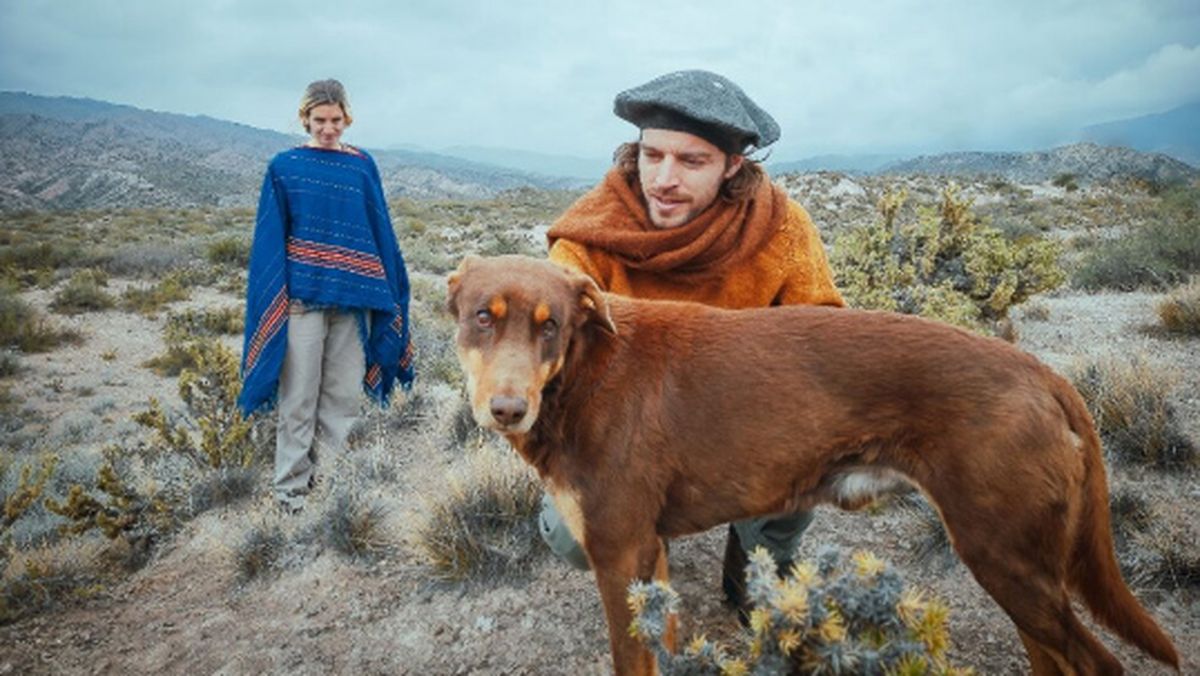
[446,254,616,434]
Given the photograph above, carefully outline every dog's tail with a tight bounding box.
[1053,374,1180,670]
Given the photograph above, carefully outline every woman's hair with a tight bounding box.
[298,79,353,131]
[612,141,764,202]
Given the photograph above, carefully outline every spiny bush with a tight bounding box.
[1,550,104,625]
[136,338,270,469]
[2,455,58,544]
[414,443,543,581]
[322,491,391,562]
[832,185,1064,334]
[0,352,18,378]
[0,284,82,352]
[206,236,250,268]
[1074,184,1200,290]
[44,462,176,571]
[630,547,971,675]
[143,307,243,376]
[1156,277,1200,336]
[236,523,286,583]
[1070,356,1195,468]
[50,268,116,315]
[120,271,192,316]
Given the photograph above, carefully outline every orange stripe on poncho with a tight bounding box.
[547,168,844,309]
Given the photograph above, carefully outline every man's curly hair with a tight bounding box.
[613,141,765,203]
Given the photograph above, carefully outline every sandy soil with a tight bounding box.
[1,281,1197,675]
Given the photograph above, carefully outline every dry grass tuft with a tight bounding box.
[235,523,286,583]
[1070,356,1196,469]
[322,491,392,562]
[1156,277,1200,336]
[414,442,543,582]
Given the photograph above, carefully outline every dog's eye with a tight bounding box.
[475,310,494,329]
[540,319,558,340]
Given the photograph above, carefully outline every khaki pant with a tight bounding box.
[274,308,364,504]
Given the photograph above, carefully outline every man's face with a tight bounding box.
[637,128,744,229]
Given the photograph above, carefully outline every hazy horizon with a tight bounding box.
[2,1,1197,163]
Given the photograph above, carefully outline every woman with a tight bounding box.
[238,79,414,513]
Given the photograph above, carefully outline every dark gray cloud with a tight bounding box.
[2,0,1197,160]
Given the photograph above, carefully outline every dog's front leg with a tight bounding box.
[590,535,667,676]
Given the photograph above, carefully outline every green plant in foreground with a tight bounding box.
[832,185,1064,334]
[630,547,972,675]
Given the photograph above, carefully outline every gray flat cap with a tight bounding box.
[614,70,780,154]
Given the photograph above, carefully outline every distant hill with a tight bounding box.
[0,92,578,211]
[440,145,607,181]
[879,142,1198,184]
[1081,101,1200,167]
[770,153,907,175]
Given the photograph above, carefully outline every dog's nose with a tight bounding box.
[489,395,528,426]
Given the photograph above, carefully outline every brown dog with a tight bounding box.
[446,254,1179,676]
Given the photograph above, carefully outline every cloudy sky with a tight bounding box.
[1,0,1197,161]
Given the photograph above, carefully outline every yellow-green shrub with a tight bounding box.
[832,185,1064,333]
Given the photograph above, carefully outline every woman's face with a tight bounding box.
[304,102,347,150]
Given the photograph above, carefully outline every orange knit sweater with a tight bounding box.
[548,195,844,310]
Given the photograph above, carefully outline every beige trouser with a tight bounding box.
[274,308,364,503]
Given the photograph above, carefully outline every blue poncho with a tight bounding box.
[238,146,414,417]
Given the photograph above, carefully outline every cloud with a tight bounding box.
[1,0,1197,159]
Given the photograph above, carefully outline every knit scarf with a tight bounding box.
[238,146,414,417]
[546,167,786,277]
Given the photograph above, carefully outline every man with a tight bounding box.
[538,69,845,620]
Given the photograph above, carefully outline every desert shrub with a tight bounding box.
[169,306,243,337]
[136,338,271,469]
[631,547,970,675]
[414,443,543,581]
[0,285,82,352]
[0,352,18,378]
[44,463,175,571]
[121,271,192,315]
[143,308,243,377]
[206,236,250,268]
[477,230,539,257]
[1156,277,1200,336]
[50,268,116,315]
[1,550,104,625]
[1051,172,1080,192]
[0,241,80,288]
[1020,300,1051,322]
[1074,185,1200,290]
[1070,356,1195,468]
[832,185,1064,334]
[1112,491,1200,592]
[322,491,391,562]
[235,523,286,583]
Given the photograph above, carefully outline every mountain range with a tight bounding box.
[0,91,1196,211]
[0,92,582,211]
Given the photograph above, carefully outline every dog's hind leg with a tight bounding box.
[942,509,1125,675]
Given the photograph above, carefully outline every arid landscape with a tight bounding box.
[1,166,1198,674]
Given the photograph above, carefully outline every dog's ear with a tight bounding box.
[446,255,478,317]
[574,274,617,335]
